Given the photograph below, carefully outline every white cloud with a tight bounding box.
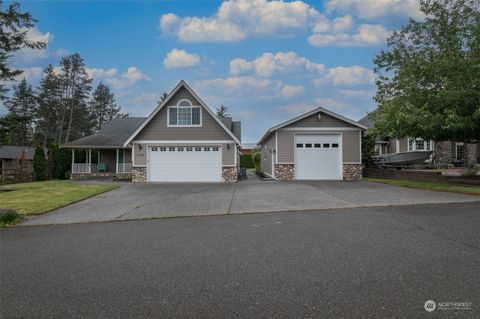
[325,0,423,21]
[332,15,354,32]
[230,51,325,77]
[308,23,390,47]
[314,97,349,111]
[279,85,305,99]
[86,67,118,79]
[196,76,283,95]
[163,49,201,69]
[14,28,55,63]
[104,67,149,89]
[159,0,322,42]
[315,65,375,86]
[339,89,375,101]
[18,66,43,81]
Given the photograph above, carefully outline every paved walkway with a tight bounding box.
[21,175,480,226]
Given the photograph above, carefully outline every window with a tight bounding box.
[212,146,219,151]
[204,147,210,151]
[168,147,175,152]
[332,143,339,148]
[178,147,184,151]
[408,138,433,152]
[195,147,201,151]
[456,142,464,160]
[314,143,321,148]
[159,147,166,152]
[323,143,330,148]
[296,143,303,148]
[151,147,158,152]
[186,147,193,151]
[305,143,312,148]
[168,99,201,126]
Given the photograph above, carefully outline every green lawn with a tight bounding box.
[365,177,480,196]
[0,180,118,216]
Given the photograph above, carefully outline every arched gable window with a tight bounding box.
[168,99,201,126]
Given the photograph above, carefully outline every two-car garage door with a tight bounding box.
[148,146,222,182]
[295,135,342,180]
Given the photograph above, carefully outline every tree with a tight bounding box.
[56,53,92,143]
[33,145,47,181]
[372,0,480,143]
[216,104,230,118]
[361,132,376,168]
[49,143,71,180]
[0,113,30,145]
[4,78,37,145]
[89,82,122,131]
[36,65,62,147]
[0,1,46,99]
[251,146,261,174]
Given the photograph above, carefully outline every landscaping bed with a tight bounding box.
[0,181,118,222]
[363,168,480,186]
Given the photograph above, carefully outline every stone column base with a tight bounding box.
[222,167,238,182]
[274,164,295,180]
[343,164,362,181]
[132,167,147,183]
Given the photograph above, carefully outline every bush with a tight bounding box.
[251,147,261,174]
[0,208,22,226]
[49,144,71,180]
[240,154,255,168]
[33,145,47,181]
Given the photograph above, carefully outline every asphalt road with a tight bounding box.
[2,202,480,318]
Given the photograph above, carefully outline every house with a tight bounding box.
[258,107,366,181]
[63,80,242,182]
[359,113,480,166]
[240,143,257,155]
[0,145,39,182]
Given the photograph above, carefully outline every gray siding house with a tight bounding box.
[64,80,241,182]
[258,107,366,181]
[359,114,480,166]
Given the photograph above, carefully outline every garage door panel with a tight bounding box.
[295,135,342,180]
[149,146,222,182]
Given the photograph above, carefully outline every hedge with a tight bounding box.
[240,154,255,168]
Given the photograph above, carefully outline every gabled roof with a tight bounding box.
[258,106,367,144]
[0,145,37,160]
[63,117,146,148]
[123,80,241,146]
[221,117,242,141]
[358,113,374,128]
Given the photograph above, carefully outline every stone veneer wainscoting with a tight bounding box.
[274,164,295,180]
[342,164,362,181]
[132,167,147,183]
[222,167,238,182]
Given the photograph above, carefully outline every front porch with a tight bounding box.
[70,148,133,180]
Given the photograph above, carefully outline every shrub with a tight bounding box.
[33,145,47,181]
[251,147,261,174]
[49,144,72,180]
[0,208,22,226]
[362,132,376,168]
[240,154,255,168]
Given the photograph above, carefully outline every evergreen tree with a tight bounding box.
[33,145,47,181]
[0,1,46,99]
[0,113,29,145]
[89,82,122,131]
[216,104,230,118]
[5,78,37,145]
[36,65,62,147]
[56,53,92,143]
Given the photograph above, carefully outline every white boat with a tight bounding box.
[373,151,434,166]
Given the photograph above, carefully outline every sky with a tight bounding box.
[3,0,423,142]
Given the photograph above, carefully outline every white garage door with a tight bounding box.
[295,135,342,180]
[148,146,222,182]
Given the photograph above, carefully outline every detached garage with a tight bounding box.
[258,107,366,181]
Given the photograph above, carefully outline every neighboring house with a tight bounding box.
[63,80,242,182]
[0,145,37,174]
[240,143,257,155]
[359,113,480,166]
[258,107,366,181]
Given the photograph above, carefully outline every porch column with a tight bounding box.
[122,149,125,173]
[116,149,119,173]
[88,149,92,173]
[71,149,75,173]
[98,151,100,165]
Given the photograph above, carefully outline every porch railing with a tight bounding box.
[117,163,132,173]
[72,163,98,173]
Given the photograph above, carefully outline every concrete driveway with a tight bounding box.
[22,174,480,226]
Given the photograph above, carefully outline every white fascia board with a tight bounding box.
[132,140,235,144]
